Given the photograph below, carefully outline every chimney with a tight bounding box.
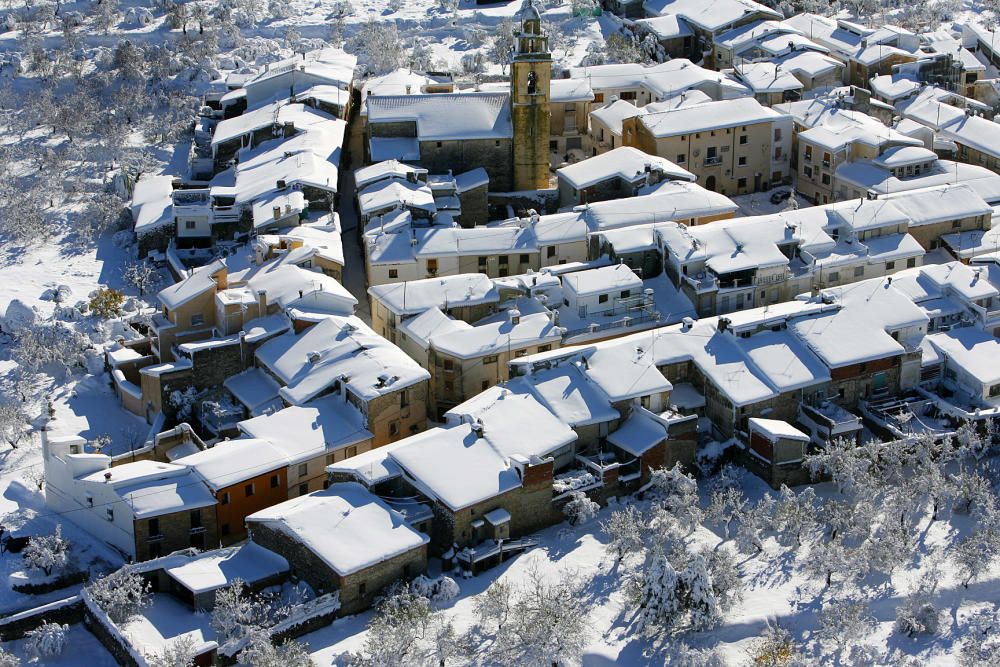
[405,84,412,94]
[471,421,484,438]
[307,351,321,363]
[273,206,281,220]
[257,289,267,315]
[718,317,730,332]
[277,179,287,190]
[283,121,295,138]
[681,316,694,331]
[509,309,521,325]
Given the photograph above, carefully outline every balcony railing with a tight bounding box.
[703,156,723,166]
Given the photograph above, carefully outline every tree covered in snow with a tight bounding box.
[169,387,200,422]
[88,287,126,318]
[86,566,151,624]
[348,19,405,75]
[647,463,702,534]
[770,485,818,548]
[0,402,29,450]
[562,490,599,526]
[355,585,432,666]
[149,635,198,667]
[602,504,645,562]
[490,567,589,667]
[959,606,1000,667]
[952,526,1000,589]
[0,647,18,667]
[817,598,876,659]
[894,589,940,638]
[411,574,460,605]
[23,622,68,660]
[745,621,802,667]
[12,322,89,377]
[604,32,643,65]
[236,631,313,667]
[488,18,517,75]
[473,579,513,634]
[22,525,69,577]
[212,579,270,646]
[633,549,681,636]
[677,554,723,631]
[122,260,162,297]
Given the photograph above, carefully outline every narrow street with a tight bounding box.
[336,113,372,325]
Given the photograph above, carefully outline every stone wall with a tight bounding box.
[419,139,513,192]
[365,380,429,446]
[133,505,219,561]
[457,183,489,227]
[0,596,85,641]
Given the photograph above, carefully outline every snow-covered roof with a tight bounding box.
[901,94,1000,159]
[388,426,517,512]
[917,262,998,302]
[158,259,225,311]
[224,368,284,416]
[557,146,694,190]
[228,262,357,314]
[872,145,937,168]
[562,264,642,297]
[104,466,216,519]
[607,412,666,457]
[748,418,809,442]
[367,93,513,141]
[357,178,436,217]
[634,14,693,39]
[254,315,430,405]
[550,78,595,103]
[165,543,289,595]
[639,97,786,138]
[360,70,453,110]
[568,63,647,90]
[212,103,338,150]
[455,168,490,193]
[510,365,620,428]
[790,278,928,368]
[429,309,561,360]
[884,184,991,227]
[238,395,372,463]
[834,160,1000,202]
[355,160,428,190]
[176,438,289,491]
[244,48,356,103]
[642,0,780,32]
[369,273,499,316]
[246,482,429,576]
[869,74,921,101]
[251,190,306,229]
[589,99,647,137]
[445,384,578,460]
[733,61,803,94]
[781,13,864,58]
[927,327,1000,387]
[397,307,471,351]
[281,219,345,267]
[583,181,738,229]
[131,175,174,234]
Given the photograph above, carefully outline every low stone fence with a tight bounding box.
[0,596,84,641]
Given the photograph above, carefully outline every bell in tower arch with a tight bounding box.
[527,71,537,95]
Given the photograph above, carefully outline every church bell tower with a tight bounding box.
[511,0,552,192]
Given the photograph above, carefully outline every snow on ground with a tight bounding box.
[121,593,218,658]
[301,465,999,665]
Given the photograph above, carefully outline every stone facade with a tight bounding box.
[364,381,430,446]
[511,10,553,191]
[249,522,428,616]
[133,505,219,560]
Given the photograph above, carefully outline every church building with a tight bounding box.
[364,0,553,193]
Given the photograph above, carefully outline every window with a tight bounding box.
[359,582,367,597]
[538,344,552,352]
[443,359,454,371]
[823,152,831,164]
[885,261,895,271]
[620,91,636,101]
[298,463,308,478]
[738,156,747,166]
[738,177,747,189]
[436,141,443,148]
[676,153,685,164]
[191,314,205,326]
[598,294,609,304]
[270,474,279,488]
[991,384,1000,397]
[106,508,114,521]
[952,220,961,229]
[148,518,160,536]
[400,389,410,409]
[907,257,917,268]
[221,523,231,536]
[221,492,230,505]
[190,509,202,529]
[389,422,399,436]
[805,146,813,161]
[190,532,205,549]
[547,246,556,258]
[549,140,558,151]
[326,453,336,465]
[828,271,840,282]
[499,256,509,265]
[478,256,488,267]
[298,483,309,496]
[388,269,398,279]
[484,355,498,364]
[345,445,357,458]
[245,483,255,497]
[739,135,748,145]
[854,266,864,277]
[427,259,438,273]
[482,380,490,391]
[519,254,530,264]
[149,543,162,558]
[621,290,630,299]
[804,166,813,178]
[495,140,501,147]
[594,93,604,103]
[821,173,831,185]
[444,379,454,392]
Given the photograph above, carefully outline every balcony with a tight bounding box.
[753,270,790,286]
[681,272,719,293]
[703,156,723,166]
